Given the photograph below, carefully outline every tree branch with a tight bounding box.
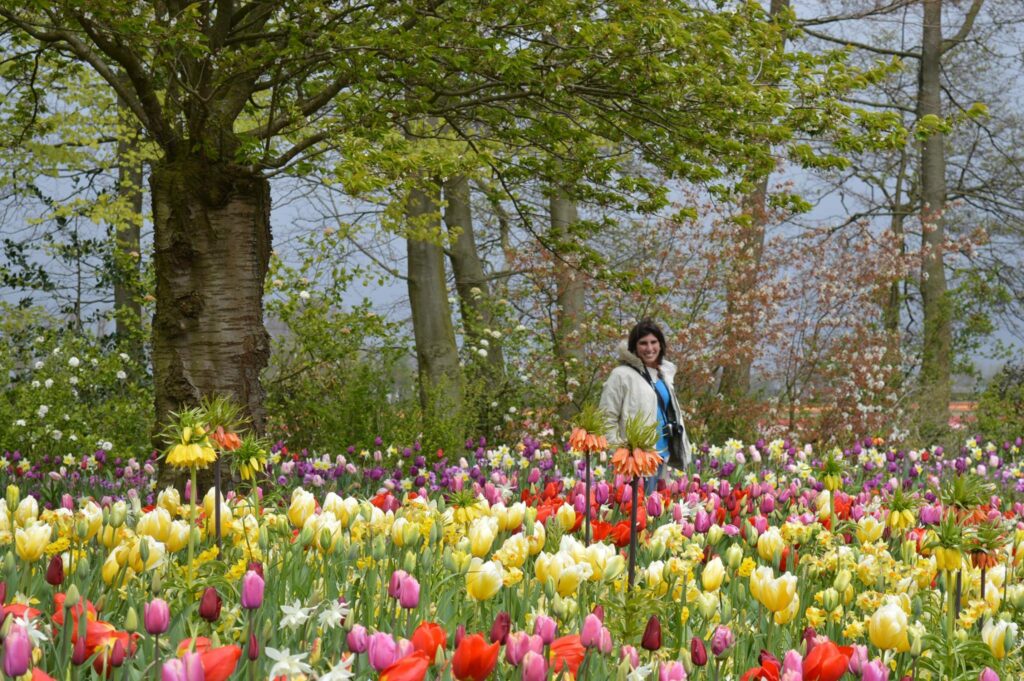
[243,71,355,140]
[941,0,985,54]
[801,27,919,59]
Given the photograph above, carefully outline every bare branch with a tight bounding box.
[942,0,985,55]
[800,27,919,59]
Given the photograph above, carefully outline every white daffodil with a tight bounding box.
[317,654,355,681]
[279,601,315,629]
[317,599,350,630]
[265,648,313,678]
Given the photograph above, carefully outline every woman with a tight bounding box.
[599,319,692,494]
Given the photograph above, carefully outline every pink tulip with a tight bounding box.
[598,627,613,654]
[781,650,802,678]
[862,659,889,681]
[505,632,531,666]
[144,598,170,635]
[346,624,369,653]
[581,614,602,648]
[240,570,265,610]
[388,570,409,599]
[533,615,557,644]
[367,632,398,671]
[659,661,686,681]
[846,644,868,674]
[3,624,30,677]
[979,668,1000,681]
[521,651,547,681]
[620,645,639,668]
[398,575,420,609]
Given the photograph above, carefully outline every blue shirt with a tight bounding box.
[653,377,671,457]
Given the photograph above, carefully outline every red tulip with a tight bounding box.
[740,650,781,681]
[451,633,500,681]
[45,556,64,586]
[803,640,853,681]
[200,644,242,681]
[549,635,586,677]
[379,651,431,681]
[641,615,662,651]
[198,588,222,622]
[411,622,447,661]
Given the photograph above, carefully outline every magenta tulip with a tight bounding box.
[144,598,170,635]
[240,570,265,610]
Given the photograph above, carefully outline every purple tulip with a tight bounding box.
[490,611,510,644]
[710,625,734,657]
[979,668,1000,681]
[144,598,170,635]
[646,493,663,518]
[388,570,409,599]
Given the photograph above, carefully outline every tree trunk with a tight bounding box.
[152,158,272,487]
[719,177,768,399]
[113,85,144,353]
[407,179,464,433]
[550,194,585,421]
[443,176,505,379]
[917,0,953,432]
[717,0,788,401]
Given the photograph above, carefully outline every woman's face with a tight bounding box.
[635,333,660,368]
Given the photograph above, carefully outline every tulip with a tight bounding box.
[803,640,851,681]
[641,615,662,651]
[979,668,1000,681]
[868,601,909,652]
[620,645,639,668]
[368,632,398,671]
[750,567,798,613]
[521,651,547,681]
[505,632,531,667]
[490,611,510,644]
[533,615,557,644]
[389,570,410,599]
[246,633,259,662]
[598,627,613,654]
[399,575,420,609]
[15,523,50,562]
[466,558,502,601]
[659,661,686,681]
[379,651,431,681]
[346,624,369,653]
[646,493,662,518]
[198,587,222,622]
[452,633,501,681]
[782,650,802,678]
[711,625,734,657]
[690,637,708,666]
[412,622,446,660]
[846,644,868,673]
[71,634,89,666]
[981,619,1018,660]
[144,598,171,635]
[580,614,602,648]
[240,570,264,610]
[3,624,31,677]
[702,556,725,592]
[862,659,890,681]
[46,555,65,586]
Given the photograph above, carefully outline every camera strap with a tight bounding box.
[631,366,675,426]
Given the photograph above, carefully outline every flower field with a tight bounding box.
[2,433,1024,680]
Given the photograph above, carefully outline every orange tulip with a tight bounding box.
[379,651,431,681]
[451,633,500,681]
[411,622,447,660]
[31,669,57,681]
[803,641,853,681]
[550,635,586,677]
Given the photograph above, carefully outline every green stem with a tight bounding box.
[188,466,197,590]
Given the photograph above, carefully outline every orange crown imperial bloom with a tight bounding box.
[612,447,662,478]
[211,427,242,452]
[569,428,608,454]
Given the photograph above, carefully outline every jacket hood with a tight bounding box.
[616,340,676,380]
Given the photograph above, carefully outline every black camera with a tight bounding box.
[663,421,682,439]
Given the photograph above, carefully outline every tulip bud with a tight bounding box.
[641,615,662,651]
[725,544,743,570]
[247,632,260,661]
[707,524,724,546]
[371,534,386,559]
[46,554,65,586]
[833,569,852,592]
[822,587,840,611]
[71,632,88,665]
[490,611,511,644]
[5,485,19,511]
[198,586,222,622]
[109,501,127,528]
[64,584,81,608]
[403,550,417,574]
[690,637,708,666]
[123,606,139,633]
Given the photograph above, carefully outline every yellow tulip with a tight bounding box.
[493,534,529,569]
[14,523,50,562]
[78,501,102,540]
[496,502,526,532]
[129,538,166,572]
[288,488,316,529]
[468,517,499,558]
[750,566,797,613]
[157,487,182,515]
[602,555,626,581]
[555,504,576,532]
[466,557,503,600]
[14,496,39,527]
[581,543,617,581]
[102,547,133,586]
[856,516,885,544]
[868,601,910,652]
[165,520,191,553]
[526,522,545,555]
[982,619,1017,660]
[702,556,725,592]
[773,593,800,625]
[756,527,785,563]
[137,508,172,543]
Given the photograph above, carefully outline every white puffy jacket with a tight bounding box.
[598,341,693,466]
